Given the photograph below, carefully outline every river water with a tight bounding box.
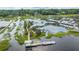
[8,35,79,51]
[32,35,79,51]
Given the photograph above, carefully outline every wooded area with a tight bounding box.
[0,9,79,17]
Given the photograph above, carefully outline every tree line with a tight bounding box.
[0,9,79,17]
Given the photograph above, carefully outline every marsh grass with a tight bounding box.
[67,31,79,36]
[15,32,45,45]
[46,34,53,39]
[35,32,45,39]
[46,32,66,38]
[53,32,67,38]
[0,39,10,51]
[15,33,28,45]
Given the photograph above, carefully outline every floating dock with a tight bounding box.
[25,41,56,48]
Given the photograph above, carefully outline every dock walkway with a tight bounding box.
[25,40,56,48]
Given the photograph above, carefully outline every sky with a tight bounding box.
[0,0,78,8]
